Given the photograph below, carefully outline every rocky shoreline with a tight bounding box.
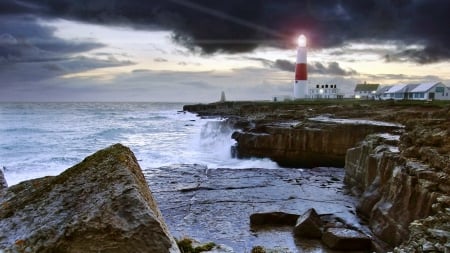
[1,100,448,252]
[145,164,370,252]
[184,100,450,252]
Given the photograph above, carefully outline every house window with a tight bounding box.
[420,93,424,98]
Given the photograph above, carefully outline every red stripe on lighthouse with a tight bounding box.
[295,63,307,80]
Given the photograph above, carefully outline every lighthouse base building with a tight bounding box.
[294,80,307,99]
[307,84,341,99]
[292,83,342,99]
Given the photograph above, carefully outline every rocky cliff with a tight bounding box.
[185,100,450,251]
[232,118,403,167]
[345,123,449,250]
[0,144,180,253]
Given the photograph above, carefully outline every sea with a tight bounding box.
[0,102,279,186]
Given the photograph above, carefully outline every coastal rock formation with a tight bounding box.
[250,212,299,226]
[394,198,450,252]
[0,168,7,190]
[345,131,449,247]
[145,164,366,252]
[0,144,180,253]
[232,118,403,167]
[322,228,371,250]
[184,101,450,250]
[249,208,373,251]
[293,208,323,238]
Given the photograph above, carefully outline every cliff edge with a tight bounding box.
[185,100,450,251]
[345,118,449,251]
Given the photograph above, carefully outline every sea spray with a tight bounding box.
[197,120,236,161]
[0,102,279,186]
[193,119,279,169]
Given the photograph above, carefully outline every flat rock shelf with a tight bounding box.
[145,164,372,253]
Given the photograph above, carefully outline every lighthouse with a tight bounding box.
[294,34,307,99]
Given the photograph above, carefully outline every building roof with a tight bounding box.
[386,84,408,93]
[404,84,420,92]
[354,83,380,92]
[376,85,392,94]
[410,82,442,93]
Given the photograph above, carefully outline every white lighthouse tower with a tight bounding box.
[294,34,308,99]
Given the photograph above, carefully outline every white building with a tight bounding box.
[378,82,450,101]
[409,82,449,100]
[307,84,342,99]
[354,83,380,99]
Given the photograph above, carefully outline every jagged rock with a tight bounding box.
[345,132,447,246]
[149,165,364,252]
[322,228,371,251]
[293,208,323,238]
[250,212,299,226]
[0,168,7,190]
[0,144,180,253]
[394,196,450,253]
[184,101,450,250]
[232,120,402,168]
[319,214,347,229]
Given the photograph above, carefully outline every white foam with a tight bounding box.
[0,103,282,186]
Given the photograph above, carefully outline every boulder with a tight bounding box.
[322,228,371,251]
[293,208,323,238]
[250,212,299,227]
[319,214,347,229]
[0,144,180,253]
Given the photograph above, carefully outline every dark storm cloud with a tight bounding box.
[250,58,357,76]
[310,62,358,76]
[0,16,104,63]
[272,60,295,72]
[0,56,133,84]
[0,14,134,87]
[386,44,450,64]
[2,0,449,63]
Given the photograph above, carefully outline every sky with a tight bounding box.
[1,0,449,102]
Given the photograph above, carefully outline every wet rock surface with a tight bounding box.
[293,208,323,238]
[185,101,450,251]
[322,228,371,251]
[250,212,299,227]
[0,144,180,253]
[145,164,374,252]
